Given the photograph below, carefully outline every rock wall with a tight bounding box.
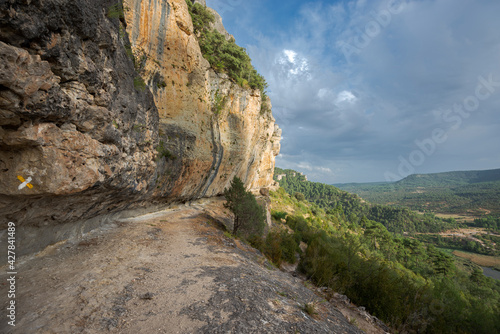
[123,0,281,199]
[0,0,161,254]
[0,0,280,255]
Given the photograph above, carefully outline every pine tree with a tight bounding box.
[223,176,265,237]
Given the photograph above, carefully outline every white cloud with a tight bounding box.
[336,90,357,104]
[283,49,297,63]
[276,49,312,80]
[233,0,500,182]
[297,162,313,171]
[317,88,329,99]
[316,167,333,173]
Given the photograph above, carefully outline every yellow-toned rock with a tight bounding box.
[124,0,281,198]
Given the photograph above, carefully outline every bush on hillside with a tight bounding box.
[223,176,265,238]
[262,229,300,266]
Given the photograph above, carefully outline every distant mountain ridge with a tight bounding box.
[334,168,500,187]
[334,168,500,214]
[395,168,500,187]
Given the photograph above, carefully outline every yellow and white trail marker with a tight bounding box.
[17,175,33,190]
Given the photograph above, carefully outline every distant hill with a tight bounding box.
[273,167,458,234]
[395,168,500,187]
[335,168,500,215]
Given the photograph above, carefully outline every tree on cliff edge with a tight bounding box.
[224,177,265,237]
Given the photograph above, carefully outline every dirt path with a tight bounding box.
[1,199,375,334]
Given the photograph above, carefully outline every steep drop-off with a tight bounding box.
[0,0,280,256]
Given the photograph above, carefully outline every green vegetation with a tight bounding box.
[335,168,500,214]
[156,140,176,160]
[271,210,287,221]
[132,123,146,133]
[274,168,458,234]
[452,250,500,271]
[212,89,227,115]
[267,184,500,333]
[223,177,265,237]
[260,96,271,115]
[294,192,305,201]
[133,76,147,91]
[416,234,499,256]
[185,1,268,94]
[302,303,318,317]
[107,3,125,19]
[260,229,300,267]
[472,215,500,231]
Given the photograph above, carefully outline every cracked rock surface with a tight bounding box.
[0,198,363,334]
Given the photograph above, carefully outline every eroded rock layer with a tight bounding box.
[0,0,280,255]
[124,0,280,200]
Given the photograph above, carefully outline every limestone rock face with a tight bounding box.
[0,0,162,254]
[0,0,280,255]
[123,0,280,199]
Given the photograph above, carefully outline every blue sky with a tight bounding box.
[207,0,500,183]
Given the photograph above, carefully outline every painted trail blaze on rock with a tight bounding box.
[0,0,280,256]
[17,176,33,190]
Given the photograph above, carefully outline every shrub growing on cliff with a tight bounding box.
[186,0,215,35]
[224,176,265,237]
[107,3,125,19]
[186,1,268,95]
[156,140,176,160]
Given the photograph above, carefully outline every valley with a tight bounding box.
[335,168,500,215]
[333,168,500,271]
[272,167,500,331]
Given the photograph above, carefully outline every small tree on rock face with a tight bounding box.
[224,176,265,237]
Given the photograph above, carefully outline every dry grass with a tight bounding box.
[452,250,500,267]
[433,213,476,222]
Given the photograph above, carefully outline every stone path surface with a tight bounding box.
[1,198,366,333]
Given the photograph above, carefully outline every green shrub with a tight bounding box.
[223,231,234,239]
[302,303,318,317]
[224,176,265,237]
[107,3,124,19]
[260,93,271,115]
[294,192,306,201]
[185,1,214,35]
[264,230,283,266]
[247,234,265,251]
[271,210,287,221]
[133,123,146,133]
[212,88,227,115]
[279,231,300,264]
[186,1,268,95]
[134,76,146,91]
[261,229,300,266]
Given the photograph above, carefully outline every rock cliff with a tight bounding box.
[0,0,280,255]
[123,0,280,198]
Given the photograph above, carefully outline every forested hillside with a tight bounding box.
[266,186,500,333]
[274,168,458,234]
[335,168,500,214]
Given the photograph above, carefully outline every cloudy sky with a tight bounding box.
[207,0,500,183]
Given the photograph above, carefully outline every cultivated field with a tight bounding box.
[452,250,500,269]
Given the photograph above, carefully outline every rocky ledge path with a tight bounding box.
[1,198,371,333]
